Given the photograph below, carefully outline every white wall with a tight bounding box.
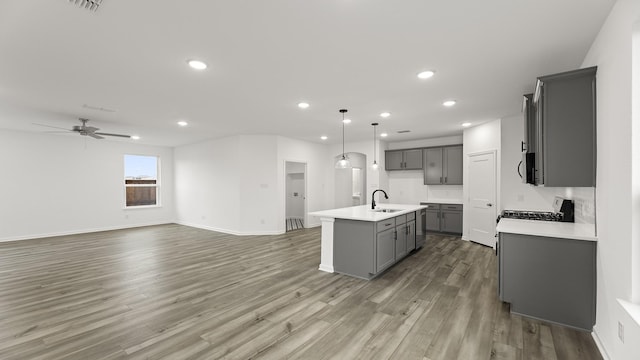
[386,136,464,204]
[329,140,389,206]
[286,173,304,218]
[285,162,306,219]
[277,136,332,229]
[462,120,501,240]
[500,114,596,224]
[174,136,242,233]
[0,129,175,241]
[580,1,640,358]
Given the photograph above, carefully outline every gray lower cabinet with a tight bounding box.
[406,220,416,251]
[498,232,596,331]
[425,205,441,232]
[421,203,463,234]
[395,214,407,259]
[334,212,417,280]
[441,209,463,233]
[376,227,395,273]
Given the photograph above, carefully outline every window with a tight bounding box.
[124,155,159,207]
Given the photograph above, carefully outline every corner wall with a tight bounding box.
[0,129,175,241]
[580,1,640,358]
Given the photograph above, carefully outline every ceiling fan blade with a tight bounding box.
[84,126,100,132]
[33,123,72,131]
[94,132,131,138]
[88,133,104,139]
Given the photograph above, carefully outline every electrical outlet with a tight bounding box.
[618,321,624,343]
[260,219,265,224]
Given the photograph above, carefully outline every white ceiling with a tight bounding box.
[0,0,615,147]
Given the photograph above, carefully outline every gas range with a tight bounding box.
[498,210,564,222]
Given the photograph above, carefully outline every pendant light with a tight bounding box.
[335,109,352,169]
[371,122,379,170]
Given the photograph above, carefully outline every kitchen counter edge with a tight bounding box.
[309,204,426,222]
[496,218,597,242]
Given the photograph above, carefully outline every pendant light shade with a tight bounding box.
[371,122,379,170]
[335,109,352,169]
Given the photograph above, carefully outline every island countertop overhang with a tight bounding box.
[309,204,426,222]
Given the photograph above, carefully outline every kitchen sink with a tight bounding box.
[372,208,401,213]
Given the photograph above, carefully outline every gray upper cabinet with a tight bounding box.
[385,149,423,170]
[423,148,443,184]
[385,150,404,170]
[533,66,597,187]
[423,145,463,185]
[443,146,463,185]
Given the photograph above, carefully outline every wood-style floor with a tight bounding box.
[0,224,601,360]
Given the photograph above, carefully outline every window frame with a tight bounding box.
[123,154,161,209]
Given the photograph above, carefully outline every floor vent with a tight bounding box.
[397,130,411,133]
[68,0,103,12]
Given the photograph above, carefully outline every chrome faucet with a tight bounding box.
[371,189,389,209]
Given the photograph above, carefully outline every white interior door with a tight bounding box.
[468,152,497,247]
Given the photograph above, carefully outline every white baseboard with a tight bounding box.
[318,264,334,273]
[0,221,173,243]
[591,326,610,360]
[177,221,284,236]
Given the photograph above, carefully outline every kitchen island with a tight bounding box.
[309,204,426,280]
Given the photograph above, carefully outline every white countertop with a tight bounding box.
[420,199,463,205]
[496,218,597,242]
[309,204,426,222]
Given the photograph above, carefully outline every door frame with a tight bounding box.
[284,160,308,232]
[463,149,499,243]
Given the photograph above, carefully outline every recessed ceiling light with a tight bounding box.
[443,100,457,107]
[380,132,388,137]
[417,70,435,79]
[177,121,188,126]
[321,135,328,140]
[343,119,352,124]
[461,122,472,127]
[187,60,207,70]
[298,102,310,109]
[380,112,391,118]
[131,135,140,140]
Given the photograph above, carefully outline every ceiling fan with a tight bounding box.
[34,118,131,139]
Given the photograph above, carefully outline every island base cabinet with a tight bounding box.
[499,232,596,331]
[376,228,395,273]
[333,220,376,280]
[333,212,418,280]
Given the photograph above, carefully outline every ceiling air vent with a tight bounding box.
[397,130,411,134]
[68,0,103,12]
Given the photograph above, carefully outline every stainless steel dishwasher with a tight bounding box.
[415,207,427,248]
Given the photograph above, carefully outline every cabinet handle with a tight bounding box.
[394,231,397,240]
[444,176,447,183]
